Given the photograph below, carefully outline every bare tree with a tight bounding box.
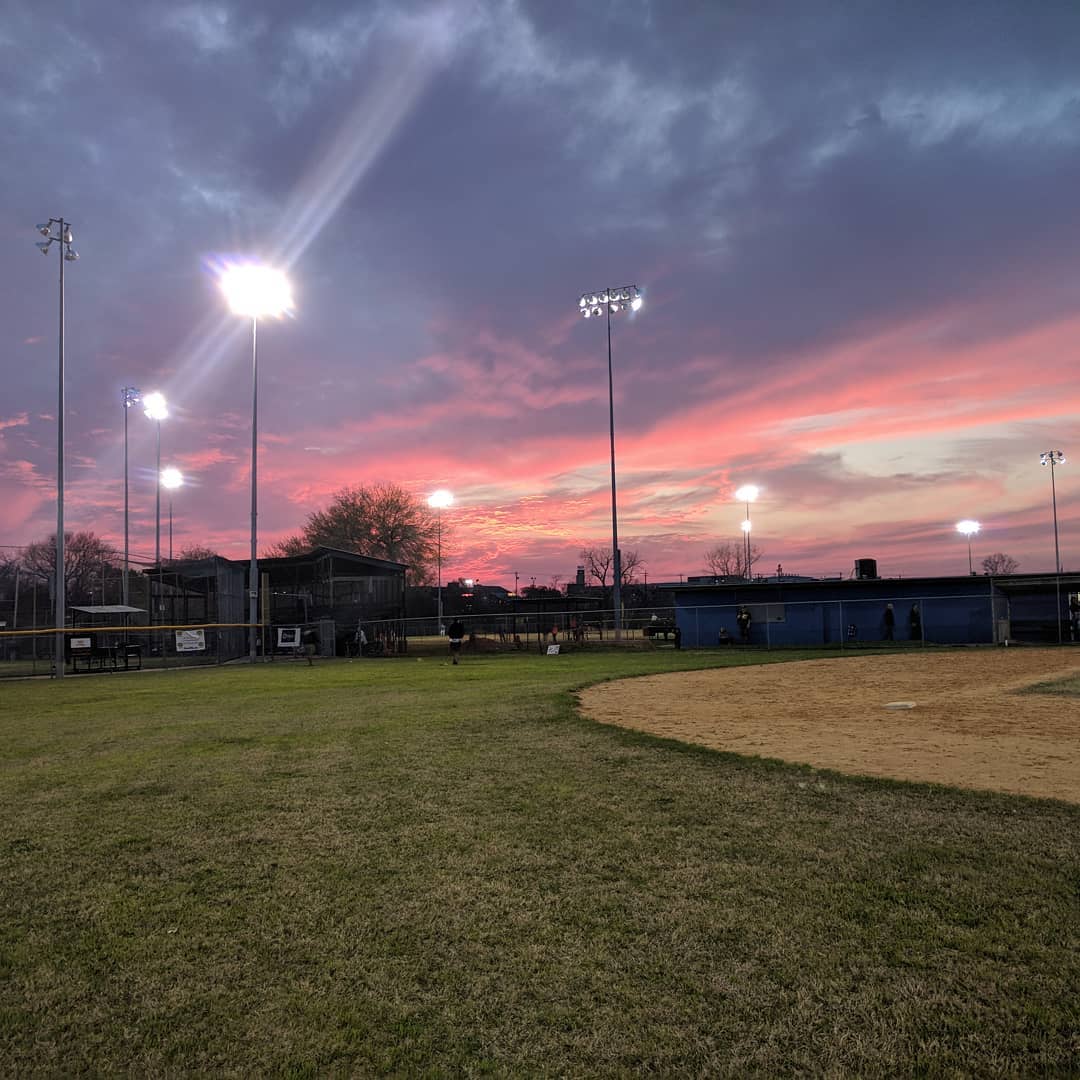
[982,552,1019,575]
[174,544,219,562]
[19,532,120,605]
[270,482,439,584]
[704,541,762,578]
[548,575,564,593]
[263,535,309,558]
[580,546,643,587]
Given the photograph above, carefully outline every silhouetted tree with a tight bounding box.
[580,546,644,588]
[174,544,219,562]
[19,532,119,605]
[982,552,1019,575]
[270,482,438,584]
[704,541,762,578]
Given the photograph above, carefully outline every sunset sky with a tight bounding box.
[3,1,1079,587]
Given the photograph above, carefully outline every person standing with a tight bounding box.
[909,603,922,641]
[883,603,895,641]
[736,606,751,643]
[302,625,320,666]
[447,618,465,665]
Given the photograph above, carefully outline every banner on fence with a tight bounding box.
[175,629,206,652]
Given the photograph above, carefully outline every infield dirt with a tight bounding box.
[579,649,1080,803]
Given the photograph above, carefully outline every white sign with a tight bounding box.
[277,627,301,648]
[70,637,92,650]
[546,644,561,656]
[175,629,206,652]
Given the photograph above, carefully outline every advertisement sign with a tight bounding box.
[175,629,206,652]
[277,627,301,648]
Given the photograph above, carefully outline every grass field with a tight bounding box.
[2,650,1078,1075]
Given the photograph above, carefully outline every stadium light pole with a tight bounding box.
[1040,450,1065,574]
[161,467,184,561]
[121,387,141,605]
[956,519,980,575]
[578,285,643,639]
[734,485,759,579]
[142,393,169,572]
[1041,449,1066,645]
[428,489,454,633]
[34,218,78,679]
[220,264,293,663]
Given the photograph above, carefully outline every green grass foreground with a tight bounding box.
[1,651,1078,1076]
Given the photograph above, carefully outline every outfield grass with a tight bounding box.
[1,650,1078,1075]
[1024,672,1080,697]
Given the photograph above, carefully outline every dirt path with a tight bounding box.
[579,649,1080,803]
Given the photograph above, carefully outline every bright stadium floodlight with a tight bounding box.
[576,283,644,638]
[428,489,455,633]
[219,262,294,663]
[142,391,168,421]
[956,519,980,575]
[33,217,79,679]
[735,485,760,578]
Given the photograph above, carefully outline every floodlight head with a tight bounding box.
[160,466,184,490]
[582,307,592,318]
[589,294,598,305]
[579,296,587,308]
[1040,449,1065,466]
[740,519,752,533]
[36,241,51,254]
[143,391,168,421]
[62,227,73,244]
[123,386,141,408]
[734,484,760,503]
[220,263,293,318]
[64,248,79,262]
[609,302,620,314]
[630,295,643,312]
[591,305,603,317]
[956,519,980,537]
[36,223,51,236]
[428,489,454,510]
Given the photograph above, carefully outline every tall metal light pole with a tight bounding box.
[161,467,184,561]
[956,519,980,575]
[121,387,141,605]
[34,219,78,679]
[578,285,643,639]
[142,393,169,570]
[220,264,293,663]
[428,489,454,633]
[1040,451,1065,573]
[735,485,759,579]
[1041,450,1066,644]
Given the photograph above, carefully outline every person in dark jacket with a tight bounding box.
[447,619,465,665]
[883,603,895,641]
[736,607,751,643]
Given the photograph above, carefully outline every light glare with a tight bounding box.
[143,391,168,421]
[735,484,759,503]
[220,263,293,318]
[161,467,184,490]
[428,489,454,510]
[741,519,752,533]
[956,520,980,537]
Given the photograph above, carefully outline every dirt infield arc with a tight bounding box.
[579,650,1080,804]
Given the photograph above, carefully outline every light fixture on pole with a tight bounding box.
[577,285,643,639]
[121,387,141,606]
[220,263,293,664]
[161,467,184,561]
[428,489,454,633]
[734,484,759,579]
[34,218,78,679]
[956,519,980,575]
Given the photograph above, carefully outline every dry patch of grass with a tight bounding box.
[1,650,1078,1075]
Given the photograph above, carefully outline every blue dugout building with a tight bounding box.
[671,571,1080,648]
